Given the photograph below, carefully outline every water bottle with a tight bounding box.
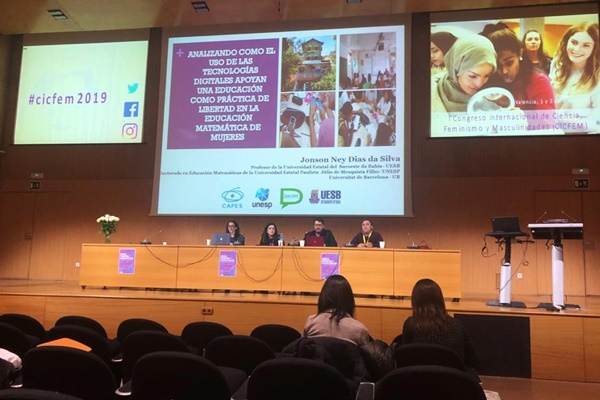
[278,233,284,247]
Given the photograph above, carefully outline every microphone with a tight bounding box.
[140,230,162,245]
[535,211,547,223]
[407,233,419,249]
[560,210,578,222]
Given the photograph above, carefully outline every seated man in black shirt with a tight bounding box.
[303,218,338,247]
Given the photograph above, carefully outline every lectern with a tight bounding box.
[528,221,583,309]
[486,217,529,308]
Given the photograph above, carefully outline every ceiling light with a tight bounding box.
[191,1,210,13]
[47,9,68,20]
[347,0,362,3]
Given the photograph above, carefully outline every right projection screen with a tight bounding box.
[430,4,599,137]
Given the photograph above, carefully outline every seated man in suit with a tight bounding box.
[303,218,338,247]
[349,219,384,248]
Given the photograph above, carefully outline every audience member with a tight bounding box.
[349,219,384,248]
[401,278,479,369]
[303,274,370,346]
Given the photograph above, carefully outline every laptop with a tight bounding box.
[491,216,525,235]
[211,233,231,245]
[305,235,325,247]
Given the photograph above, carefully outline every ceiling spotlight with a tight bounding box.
[347,0,362,3]
[191,1,210,13]
[47,9,68,20]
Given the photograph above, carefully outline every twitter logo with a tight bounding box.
[127,83,139,94]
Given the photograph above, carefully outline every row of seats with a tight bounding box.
[0,313,486,399]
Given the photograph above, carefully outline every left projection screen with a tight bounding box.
[156,24,407,216]
[14,40,149,144]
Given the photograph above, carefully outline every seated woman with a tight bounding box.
[303,274,370,347]
[258,222,282,246]
[401,278,479,369]
[225,220,245,245]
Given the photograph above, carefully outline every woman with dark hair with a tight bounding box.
[550,22,600,116]
[401,279,479,368]
[483,23,555,111]
[303,274,370,346]
[259,222,282,246]
[431,31,458,75]
[522,29,553,75]
[225,220,245,245]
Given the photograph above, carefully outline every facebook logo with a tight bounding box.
[123,102,139,117]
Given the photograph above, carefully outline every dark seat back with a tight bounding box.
[22,346,117,400]
[116,318,168,345]
[0,322,36,358]
[394,342,466,370]
[374,365,486,400]
[55,315,108,338]
[0,388,84,399]
[131,351,238,400]
[205,335,276,376]
[44,325,111,365]
[181,321,233,356]
[0,314,46,341]
[250,324,301,353]
[247,357,354,400]
[121,330,190,382]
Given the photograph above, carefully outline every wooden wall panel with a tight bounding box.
[583,192,600,295]
[530,315,585,381]
[0,193,34,278]
[583,318,600,382]
[0,294,47,325]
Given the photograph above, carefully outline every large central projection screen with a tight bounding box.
[154,23,409,216]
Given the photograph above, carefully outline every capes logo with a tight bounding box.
[280,188,303,209]
[221,187,244,209]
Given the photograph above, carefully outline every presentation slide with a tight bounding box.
[14,40,148,144]
[430,11,599,137]
[157,25,407,216]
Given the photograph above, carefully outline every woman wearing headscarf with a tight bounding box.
[431,34,497,114]
[431,31,458,75]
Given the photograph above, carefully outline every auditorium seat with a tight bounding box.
[181,321,233,357]
[374,365,486,400]
[130,351,246,400]
[205,335,275,376]
[117,330,191,395]
[250,324,301,353]
[0,322,38,358]
[22,347,117,400]
[246,358,357,400]
[393,342,480,383]
[0,314,46,343]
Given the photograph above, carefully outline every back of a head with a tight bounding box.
[410,279,448,328]
[317,275,355,321]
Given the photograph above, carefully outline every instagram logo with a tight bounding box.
[122,123,138,139]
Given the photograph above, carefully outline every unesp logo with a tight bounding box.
[280,188,303,209]
[253,188,272,209]
[221,187,244,209]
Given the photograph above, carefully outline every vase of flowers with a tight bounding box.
[97,214,120,244]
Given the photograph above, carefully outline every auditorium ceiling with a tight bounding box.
[0,0,595,35]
